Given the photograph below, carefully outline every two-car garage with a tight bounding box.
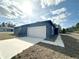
[14,20,58,39]
[27,26,46,39]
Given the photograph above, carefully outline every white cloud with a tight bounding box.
[51,11,70,24]
[0,0,23,19]
[51,8,66,15]
[40,16,47,20]
[52,13,67,24]
[40,7,70,24]
[0,6,10,16]
[41,0,65,8]
[55,0,65,5]
[0,0,65,19]
[0,0,68,26]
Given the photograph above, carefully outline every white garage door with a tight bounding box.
[27,26,46,39]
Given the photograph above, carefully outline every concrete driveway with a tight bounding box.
[0,35,64,59]
[0,37,43,59]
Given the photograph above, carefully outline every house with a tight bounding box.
[0,27,14,32]
[0,22,14,32]
[14,20,59,39]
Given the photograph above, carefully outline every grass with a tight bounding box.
[0,32,16,40]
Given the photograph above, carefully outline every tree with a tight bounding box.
[0,22,15,27]
[76,23,79,28]
[2,22,5,27]
[62,28,66,33]
[75,23,79,31]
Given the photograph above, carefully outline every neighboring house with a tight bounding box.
[0,22,15,32]
[0,27,14,32]
[14,20,59,39]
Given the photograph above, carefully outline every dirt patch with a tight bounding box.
[11,43,77,59]
[11,34,79,59]
[61,35,79,57]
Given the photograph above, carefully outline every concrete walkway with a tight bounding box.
[0,35,64,59]
[42,35,64,47]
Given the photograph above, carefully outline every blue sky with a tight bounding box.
[60,0,79,28]
[0,0,79,28]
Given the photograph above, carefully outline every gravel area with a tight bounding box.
[11,34,79,59]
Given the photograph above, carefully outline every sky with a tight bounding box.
[0,0,79,28]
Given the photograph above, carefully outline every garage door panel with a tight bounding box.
[27,26,46,39]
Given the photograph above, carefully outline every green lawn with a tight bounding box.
[0,32,16,40]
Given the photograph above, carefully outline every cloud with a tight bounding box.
[12,0,68,25]
[55,0,65,5]
[32,0,66,23]
[52,13,67,24]
[40,7,70,24]
[51,8,71,24]
[0,6,10,16]
[0,0,65,19]
[0,0,68,26]
[41,0,65,8]
[51,8,66,15]
[41,13,68,24]
[0,0,23,19]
